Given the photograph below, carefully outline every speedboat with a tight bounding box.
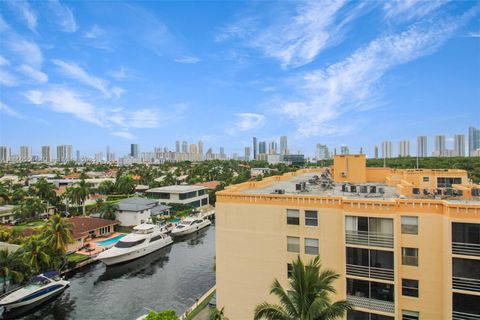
[97,224,173,266]
[0,271,69,310]
[171,212,211,237]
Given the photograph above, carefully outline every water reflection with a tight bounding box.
[6,225,215,320]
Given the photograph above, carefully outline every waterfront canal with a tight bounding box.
[4,225,215,320]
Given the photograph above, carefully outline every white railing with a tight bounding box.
[346,264,394,281]
[347,295,395,314]
[452,242,480,257]
[452,311,480,320]
[346,231,394,248]
[453,277,480,292]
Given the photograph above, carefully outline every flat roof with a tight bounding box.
[147,185,206,193]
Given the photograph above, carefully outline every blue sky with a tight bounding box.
[0,0,479,157]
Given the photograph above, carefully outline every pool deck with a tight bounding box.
[76,232,125,256]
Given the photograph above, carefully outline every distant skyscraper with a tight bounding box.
[106,146,111,162]
[76,150,80,162]
[253,137,258,160]
[244,147,251,160]
[57,145,72,162]
[175,141,180,153]
[95,152,104,162]
[454,134,465,157]
[258,141,266,154]
[220,147,225,155]
[399,140,410,157]
[268,141,277,154]
[280,136,288,155]
[130,144,139,158]
[198,141,204,159]
[435,135,446,157]
[468,126,480,156]
[417,136,428,157]
[0,146,10,162]
[340,145,349,155]
[315,144,329,160]
[41,146,51,162]
[182,141,188,153]
[19,146,32,161]
[382,141,392,158]
[374,145,379,159]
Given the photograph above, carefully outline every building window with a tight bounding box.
[402,279,419,297]
[287,263,293,278]
[422,177,429,182]
[305,238,319,255]
[287,209,300,225]
[452,222,480,244]
[453,293,480,316]
[287,236,300,253]
[402,247,418,266]
[347,310,394,320]
[402,310,419,320]
[401,216,418,235]
[346,278,394,302]
[453,258,480,280]
[437,177,462,188]
[305,210,318,226]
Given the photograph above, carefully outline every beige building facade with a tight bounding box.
[216,155,480,320]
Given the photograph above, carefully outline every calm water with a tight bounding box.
[4,225,215,320]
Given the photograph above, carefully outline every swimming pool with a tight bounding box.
[95,234,126,246]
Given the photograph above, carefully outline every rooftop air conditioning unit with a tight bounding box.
[378,187,385,194]
[350,185,357,193]
[274,189,285,194]
[444,188,453,196]
[360,186,368,193]
[423,189,430,195]
[370,186,377,193]
[472,188,480,196]
[341,171,347,177]
[412,188,420,195]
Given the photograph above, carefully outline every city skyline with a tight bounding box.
[0,1,479,156]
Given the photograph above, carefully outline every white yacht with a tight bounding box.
[97,224,173,266]
[0,272,69,310]
[171,212,212,237]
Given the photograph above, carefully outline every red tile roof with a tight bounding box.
[64,173,81,179]
[67,216,120,239]
[194,181,220,189]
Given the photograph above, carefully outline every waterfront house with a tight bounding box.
[67,216,120,252]
[0,205,15,224]
[116,197,171,227]
[145,185,209,208]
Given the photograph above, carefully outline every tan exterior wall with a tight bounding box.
[333,154,367,183]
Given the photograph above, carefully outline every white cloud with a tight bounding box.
[227,113,266,135]
[111,67,129,80]
[8,1,37,32]
[0,101,23,118]
[0,55,9,66]
[111,131,135,140]
[279,10,477,137]
[0,69,18,86]
[173,56,201,64]
[130,109,160,128]
[467,32,480,38]
[25,88,105,126]
[49,0,78,32]
[52,59,122,97]
[8,38,43,68]
[18,64,48,83]
[84,25,104,39]
[383,0,449,20]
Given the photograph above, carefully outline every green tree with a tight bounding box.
[31,178,57,206]
[210,307,229,320]
[0,249,27,293]
[13,198,47,220]
[68,178,93,215]
[97,180,115,195]
[99,202,118,220]
[21,237,51,273]
[254,256,351,320]
[115,175,136,195]
[144,310,179,320]
[42,215,74,253]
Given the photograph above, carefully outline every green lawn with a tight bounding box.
[12,220,46,232]
[66,253,90,264]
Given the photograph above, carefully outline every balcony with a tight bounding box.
[452,311,480,320]
[346,231,394,248]
[346,264,394,281]
[347,295,395,314]
[452,242,480,257]
[453,277,480,292]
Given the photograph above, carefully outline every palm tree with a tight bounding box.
[42,215,74,253]
[67,178,93,215]
[97,180,115,195]
[13,198,47,220]
[32,178,57,206]
[254,256,351,320]
[99,202,118,220]
[0,249,27,293]
[21,237,50,274]
[209,307,229,320]
[115,175,136,195]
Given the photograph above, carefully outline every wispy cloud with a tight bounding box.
[110,66,131,81]
[467,31,480,38]
[0,55,9,66]
[279,9,478,137]
[226,112,265,135]
[52,59,123,97]
[49,0,78,32]
[173,56,201,64]
[8,38,43,68]
[111,131,135,140]
[0,101,23,118]
[83,25,113,50]
[7,0,37,32]
[216,1,367,68]
[0,69,18,86]
[383,0,449,20]
[18,64,48,83]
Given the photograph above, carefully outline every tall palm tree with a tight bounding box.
[0,249,27,293]
[76,178,93,215]
[13,198,47,220]
[32,178,57,206]
[254,256,351,320]
[115,175,136,195]
[42,215,74,253]
[21,237,51,274]
[99,202,118,220]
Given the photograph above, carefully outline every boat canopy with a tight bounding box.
[133,224,155,234]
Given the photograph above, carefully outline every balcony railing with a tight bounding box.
[453,277,480,292]
[452,311,480,320]
[346,231,394,248]
[346,264,394,281]
[452,242,480,257]
[347,295,395,314]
